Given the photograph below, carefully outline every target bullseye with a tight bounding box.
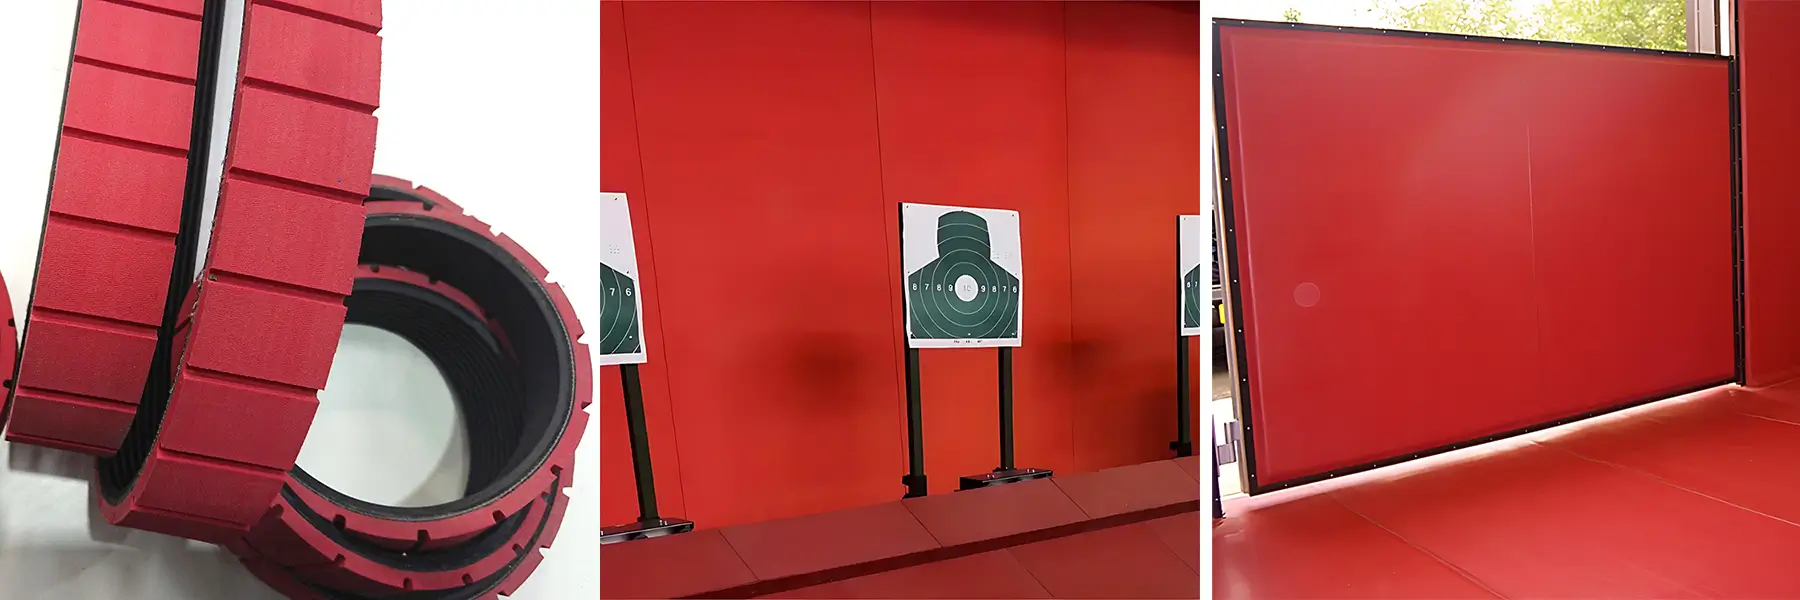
[955,274,979,302]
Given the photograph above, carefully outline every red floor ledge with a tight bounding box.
[599,458,1202,599]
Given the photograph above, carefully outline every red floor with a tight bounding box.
[772,512,1200,599]
[1215,381,1800,598]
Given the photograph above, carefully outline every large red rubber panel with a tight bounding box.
[621,1,902,527]
[8,0,202,455]
[869,1,1077,494]
[99,0,379,543]
[598,0,688,528]
[1219,26,1540,487]
[1522,51,1733,407]
[1740,0,1800,387]
[1064,0,1202,471]
[1219,24,1734,490]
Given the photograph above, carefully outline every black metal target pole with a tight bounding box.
[998,346,1015,471]
[620,364,661,522]
[1173,336,1194,457]
[903,346,928,497]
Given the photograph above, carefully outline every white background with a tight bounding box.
[0,1,600,598]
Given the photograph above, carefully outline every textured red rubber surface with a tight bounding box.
[229,177,589,594]
[236,482,571,599]
[98,0,379,542]
[6,0,203,456]
[1739,0,1800,387]
[289,175,589,552]
[1216,384,1800,598]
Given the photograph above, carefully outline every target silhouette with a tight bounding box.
[905,208,1021,345]
[1182,265,1203,329]
[600,263,643,356]
[1178,214,1206,337]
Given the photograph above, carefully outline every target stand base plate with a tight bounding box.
[958,468,1053,491]
[600,518,696,545]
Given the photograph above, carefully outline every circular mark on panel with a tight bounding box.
[1294,282,1320,308]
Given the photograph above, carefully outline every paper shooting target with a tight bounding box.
[901,203,1023,348]
[1180,214,1205,336]
[600,193,647,365]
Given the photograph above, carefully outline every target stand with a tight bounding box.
[896,203,1049,496]
[1174,215,1206,459]
[1171,335,1195,458]
[600,193,693,545]
[600,363,695,545]
[953,345,1053,491]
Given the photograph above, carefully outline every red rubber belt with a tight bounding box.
[7,0,205,455]
[233,177,590,592]
[235,484,572,599]
[98,0,381,543]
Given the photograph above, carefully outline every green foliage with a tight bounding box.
[1535,0,1686,50]
[1283,8,1304,22]
[1373,0,1687,51]
[1378,0,1524,38]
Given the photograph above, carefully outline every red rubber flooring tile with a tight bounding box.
[902,478,1087,547]
[1142,511,1201,572]
[1332,442,1800,598]
[719,502,940,581]
[1052,459,1199,518]
[768,550,1051,599]
[1214,493,1494,599]
[1008,522,1198,599]
[1544,392,1800,526]
[598,529,757,599]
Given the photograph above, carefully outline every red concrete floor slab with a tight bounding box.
[598,528,758,599]
[1544,391,1800,526]
[719,501,940,581]
[1052,459,1199,518]
[1332,441,1800,598]
[1142,511,1200,572]
[902,478,1087,547]
[767,550,1051,599]
[1010,522,1199,599]
[1214,493,1494,599]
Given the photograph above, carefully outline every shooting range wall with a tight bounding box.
[601,1,1201,529]
[1737,1,1800,387]
[1216,22,1734,493]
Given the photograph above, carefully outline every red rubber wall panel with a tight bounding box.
[621,1,903,527]
[598,0,688,529]
[1221,26,1540,486]
[1218,25,1733,489]
[1064,1,1201,471]
[1740,0,1800,387]
[869,0,1076,493]
[1523,52,1734,405]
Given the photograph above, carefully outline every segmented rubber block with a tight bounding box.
[311,177,587,550]
[7,0,202,455]
[238,483,570,600]
[99,0,379,542]
[232,177,590,593]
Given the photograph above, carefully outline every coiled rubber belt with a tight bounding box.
[232,177,587,594]
[6,0,207,454]
[94,0,381,543]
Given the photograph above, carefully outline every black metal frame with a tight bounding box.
[1214,18,1742,496]
[1730,1,1746,386]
